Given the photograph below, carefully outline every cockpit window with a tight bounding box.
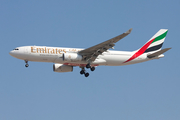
[13,48,19,50]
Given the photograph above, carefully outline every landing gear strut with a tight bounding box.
[25,60,29,67]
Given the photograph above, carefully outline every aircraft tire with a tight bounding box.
[85,73,89,77]
[80,70,85,75]
[86,64,91,69]
[25,64,29,67]
[90,67,95,71]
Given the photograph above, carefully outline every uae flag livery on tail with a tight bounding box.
[124,29,168,63]
[144,29,168,53]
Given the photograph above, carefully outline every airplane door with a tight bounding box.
[24,47,28,53]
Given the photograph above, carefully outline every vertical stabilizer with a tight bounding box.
[144,29,168,53]
[124,29,168,63]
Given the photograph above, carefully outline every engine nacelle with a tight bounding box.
[53,64,73,72]
[63,53,82,62]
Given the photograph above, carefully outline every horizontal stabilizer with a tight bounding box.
[147,48,171,58]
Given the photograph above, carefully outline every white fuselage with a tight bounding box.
[9,46,162,67]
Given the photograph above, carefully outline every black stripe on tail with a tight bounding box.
[144,43,163,53]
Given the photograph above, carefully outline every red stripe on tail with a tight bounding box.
[124,38,155,63]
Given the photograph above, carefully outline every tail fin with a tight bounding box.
[124,29,168,63]
[143,29,168,53]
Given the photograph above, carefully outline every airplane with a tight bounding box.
[9,28,171,77]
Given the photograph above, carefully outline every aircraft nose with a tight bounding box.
[9,50,14,57]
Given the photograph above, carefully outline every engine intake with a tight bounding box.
[53,64,73,72]
[63,53,82,62]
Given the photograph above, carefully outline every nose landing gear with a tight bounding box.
[25,60,29,67]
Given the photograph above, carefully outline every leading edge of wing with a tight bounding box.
[78,28,132,55]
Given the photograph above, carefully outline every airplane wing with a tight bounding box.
[78,28,132,62]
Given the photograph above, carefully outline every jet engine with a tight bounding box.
[63,53,82,62]
[53,64,73,72]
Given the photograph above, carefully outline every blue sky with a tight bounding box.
[0,0,180,120]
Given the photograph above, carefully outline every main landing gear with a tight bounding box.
[86,63,95,71]
[80,64,96,77]
[80,69,89,77]
[25,60,29,67]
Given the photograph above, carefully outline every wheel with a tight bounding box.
[25,64,29,67]
[86,64,91,69]
[80,70,85,75]
[90,67,95,71]
[85,73,89,77]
